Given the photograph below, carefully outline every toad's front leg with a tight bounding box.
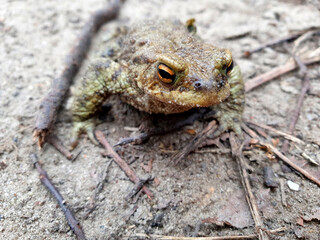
[208,64,245,138]
[70,58,126,148]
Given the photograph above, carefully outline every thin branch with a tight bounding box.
[133,227,286,240]
[246,120,304,145]
[264,143,320,187]
[48,136,73,160]
[281,55,310,153]
[30,153,87,240]
[242,124,320,186]
[83,160,113,219]
[134,234,257,240]
[279,179,287,207]
[160,149,230,154]
[34,0,121,148]
[229,133,269,240]
[125,177,153,200]
[170,120,217,164]
[243,32,306,57]
[95,130,153,199]
[244,54,320,92]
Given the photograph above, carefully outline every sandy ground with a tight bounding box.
[1,0,320,239]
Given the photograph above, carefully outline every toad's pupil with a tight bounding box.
[226,60,234,74]
[158,64,176,83]
[159,69,175,80]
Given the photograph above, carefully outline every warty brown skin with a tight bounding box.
[70,19,245,145]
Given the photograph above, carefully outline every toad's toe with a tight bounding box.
[70,119,99,149]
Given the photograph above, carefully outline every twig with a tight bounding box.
[195,149,231,154]
[170,120,217,164]
[246,120,304,145]
[123,205,138,222]
[301,152,319,166]
[84,160,113,219]
[264,143,320,187]
[292,30,320,54]
[95,130,153,199]
[132,188,144,204]
[244,55,320,92]
[30,153,87,240]
[241,122,260,140]
[281,55,310,154]
[160,148,230,154]
[279,30,320,154]
[279,179,287,207]
[243,32,305,57]
[48,136,73,160]
[125,177,153,200]
[33,0,121,148]
[229,133,269,240]
[242,123,320,187]
[133,227,286,240]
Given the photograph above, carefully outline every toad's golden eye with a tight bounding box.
[226,60,234,75]
[157,63,176,84]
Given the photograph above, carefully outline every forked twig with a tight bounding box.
[95,130,153,199]
[30,153,87,240]
[34,0,121,148]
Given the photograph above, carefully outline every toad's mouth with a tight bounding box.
[145,82,231,108]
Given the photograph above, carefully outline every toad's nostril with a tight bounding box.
[194,81,202,90]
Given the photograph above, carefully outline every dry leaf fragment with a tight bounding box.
[204,189,254,228]
[271,138,280,147]
[302,207,320,222]
[185,128,196,135]
[256,188,276,219]
[140,159,153,173]
[296,217,304,226]
[154,177,160,186]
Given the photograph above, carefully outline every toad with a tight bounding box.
[70,19,245,147]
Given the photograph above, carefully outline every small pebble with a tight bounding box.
[287,180,300,191]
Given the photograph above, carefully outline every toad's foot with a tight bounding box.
[70,119,99,149]
[207,103,243,139]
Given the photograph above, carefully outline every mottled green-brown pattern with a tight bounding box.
[71,19,245,144]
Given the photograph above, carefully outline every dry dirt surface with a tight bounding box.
[1,0,320,239]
